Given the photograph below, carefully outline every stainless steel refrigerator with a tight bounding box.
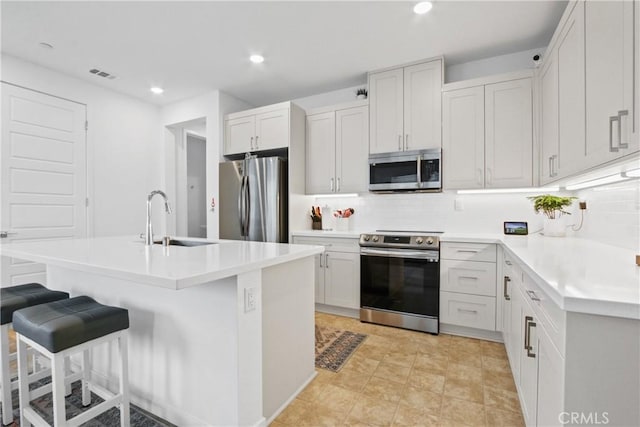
[219,156,288,242]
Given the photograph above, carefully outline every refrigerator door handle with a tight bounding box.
[244,176,251,237]
[238,176,245,235]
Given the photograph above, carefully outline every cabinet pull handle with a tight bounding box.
[459,276,479,280]
[457,249,479,253]
[548,156,553,177]
[618,110,629,149]
[524,315,533,351]
[503,276,511,301]
[526,318,537,358]
[250,136,254,150]
[255,135,259,149]
[330,178,334,192]
[486,168,492,186]
[319,253,323,268]
[336,177,341,192]
[398,135,402,151]
[505,260,512,266]
[609,116,620,152]
[526,290,541,302]
[552,155,558,177]
[405,134,409,150]
[325,253,329,268]
[457,308,478,314]
[476,168,483,186]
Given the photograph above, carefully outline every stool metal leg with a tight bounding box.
[119,331,130,427]
[16,335,30,427]
[51,353,66,426]
[0,324,13,426]
[81,349,91,407]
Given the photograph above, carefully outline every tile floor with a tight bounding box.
[272,312,524,427]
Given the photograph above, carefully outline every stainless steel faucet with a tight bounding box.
[145,190,172,246]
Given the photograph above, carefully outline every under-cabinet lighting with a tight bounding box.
[312,193,359,198]
[456,187,560,195]
[413,2,433,15]
[622,168,640,178]
[565,174,629,191]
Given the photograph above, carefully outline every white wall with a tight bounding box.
[446,47,545,83]
[293,84,365,110]
[1,54,163,237]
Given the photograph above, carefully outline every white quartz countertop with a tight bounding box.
[0,236,324,290]
[293,229,639,319]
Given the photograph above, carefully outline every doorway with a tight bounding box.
[186,133,207,238]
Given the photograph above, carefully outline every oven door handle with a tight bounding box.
[360,247,439,260]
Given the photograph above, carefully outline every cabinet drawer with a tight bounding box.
[441,242,497,262]
[440,291,496,331]
[441,260,497,296]
[292,236,360,253]
[521,274,566,356]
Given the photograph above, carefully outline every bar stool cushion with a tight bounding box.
[0,283,69,325]
[12,296,129,353]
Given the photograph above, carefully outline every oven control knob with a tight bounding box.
[416,237,424,244]
[426,238,434,245]
[372,236,379,242]
[362,235,370,242]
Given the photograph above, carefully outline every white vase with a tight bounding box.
[356,94,366,100]
[543,215,567,237]
[335,217,350,232]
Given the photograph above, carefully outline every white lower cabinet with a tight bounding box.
[440,291,496,330]
[292,235,360,310]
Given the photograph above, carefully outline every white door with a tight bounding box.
[1,83,87,286]
[539,49,559,184]
[369,68,404,154]
[403,60,442,151]
[442,86,485,189]
[324,251,359,309]
[306,112,336,194]
[255,108,289,151]
[585,0,637,163]
[335,105,368,193]
[485,78,533,188]
[557,1,586,177]
[224,116,254,155]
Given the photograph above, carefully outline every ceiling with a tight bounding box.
[1,1,567,107]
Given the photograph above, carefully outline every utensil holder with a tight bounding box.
[335,218,349,232]
[312,221,322,230]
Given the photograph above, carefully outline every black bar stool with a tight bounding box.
[0,283,69,425]
[13,296,130,427]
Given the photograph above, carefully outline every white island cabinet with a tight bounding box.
[0,236,323,426]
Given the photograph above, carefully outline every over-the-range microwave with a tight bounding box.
[369,149,441,192]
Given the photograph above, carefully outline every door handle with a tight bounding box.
[244,176,251,237]
[405,134,409,150]
[336,177,341,192]
[398,135,402,151]
[319,253,323,268]
[524,315,533,351]
[526,290,541,302]
[476,168,483,186]
[238,178,246,235]
[548,156,553,177]
[551,155,558,177]
[618,110,629,149]
[255,135,259,149]
[330,178,335,192]
[486,168,493,186]
[250,136,254,150]
[503,276,511,301]
[610,115,620,152]
[325,253,329,268]
[0,231,17,238]
[526,317,537,358]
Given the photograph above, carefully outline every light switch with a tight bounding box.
[454,198,464,211]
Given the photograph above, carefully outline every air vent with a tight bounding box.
[89,68,116,80]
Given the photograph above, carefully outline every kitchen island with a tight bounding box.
[0,236,324,426]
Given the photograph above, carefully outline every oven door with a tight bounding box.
[360,248,439,318]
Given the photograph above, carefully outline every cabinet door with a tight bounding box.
[315,253,326,304]
[509,276,523,386]
[224,116,255,155]
[324,251,360,309]
[255,108,289,151]
[442,86,485,189]
[306,112,336,194]
[369,68,404,154]
[519,297,538,427]
[403,60,442,151]
[485,78,533,188]
[539,49,559,184]
[557,1,586,177]
[537,325,565,427]
[586,0,637,164]
[336,106,369,193]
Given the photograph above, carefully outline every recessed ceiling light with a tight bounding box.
[39,42,54,49]
[150,87,164,95]
[413,1,433,15]
[249,54,265,64]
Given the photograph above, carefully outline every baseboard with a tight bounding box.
[265,371,317,425]
[315,303,359,319]
[439,323,504,342]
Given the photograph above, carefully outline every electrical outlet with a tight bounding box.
[454,198,464,211]
[244,287,256,312]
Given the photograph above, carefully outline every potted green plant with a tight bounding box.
[527,194,577,237]
[356,88,368,100]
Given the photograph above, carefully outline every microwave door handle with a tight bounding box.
[417,156,422,188]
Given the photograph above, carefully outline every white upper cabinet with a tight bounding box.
[443,86,485,189]
[369,59,442,154]
[585,0,638,163]
[224,102,296,156]
[443,73,533,190]
[306,103,368,194]
[403,61,442,151]
[485,78,533,188]
[539,48,559,184]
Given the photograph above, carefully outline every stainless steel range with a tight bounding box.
[359,230,442,334]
